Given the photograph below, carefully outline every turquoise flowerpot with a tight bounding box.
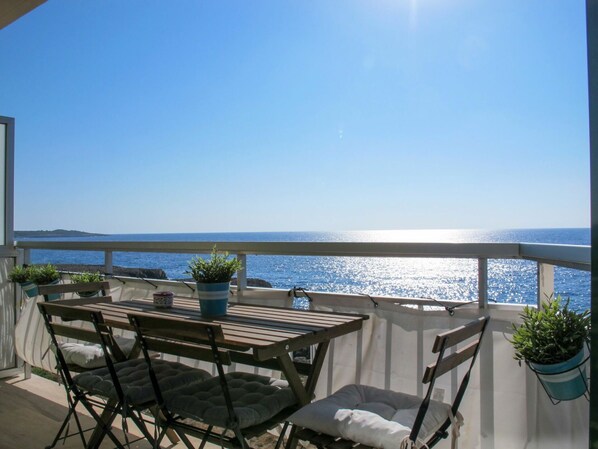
[530,348,588,401]
[39,279,61,301]
[77,290,99,298]
[196,282,230,318]
[19,281,38,298]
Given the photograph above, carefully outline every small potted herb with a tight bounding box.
[70,271,104,297]
[29,264,61,286]
[29,264,61,300]
[187,246,242,317]
[8,265,37,297]
[510,295,590,401]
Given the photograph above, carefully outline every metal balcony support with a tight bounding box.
[478,258,488,309]
[23,248,30,265]
[104,251,113,275]
[537,262,554,306]
[236,254,247,297]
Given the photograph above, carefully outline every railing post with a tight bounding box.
[478,258,488,308]
[236,253,247,298]
[22,248,30,265]
[537,262,554,306]
[104,251,113,275]
[16,248,24,266]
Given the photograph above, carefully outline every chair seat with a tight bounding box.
[164,372,297,429]
[74,358,212,405]
[55,335,136,370]
[289,384,453,449]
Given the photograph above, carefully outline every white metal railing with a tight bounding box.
[12,242,591,448]
[14,240,590,308]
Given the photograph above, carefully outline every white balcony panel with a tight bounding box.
[310,295,588,449]
[13,277,589,448]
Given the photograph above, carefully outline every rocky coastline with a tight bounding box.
[53,263,272,287]
[55,264,168,279]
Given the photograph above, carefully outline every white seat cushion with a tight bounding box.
[164,372,297,429]
[289,384,452,449]
[57,335,136,369]
[73,358,212,405]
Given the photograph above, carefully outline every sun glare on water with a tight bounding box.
[346,229,479,243]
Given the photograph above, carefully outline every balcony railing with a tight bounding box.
[12,239,591,448]
[15,240,591,308]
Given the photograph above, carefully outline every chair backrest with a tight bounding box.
[128,312,232,409]
[37,298,126,387]
[410,316,490,445]
[127,313,230,365]
[38,281,110,302]
[38,299,110,345]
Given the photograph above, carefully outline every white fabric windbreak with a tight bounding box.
[15,292,53,372]
[14,278,202,373]
[14,281,589,448]
[309,295,589,449]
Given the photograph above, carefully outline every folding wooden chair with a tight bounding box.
[37,298,133,449]
[128,312,299,449]
[287,316,490,449]
[38,281,136,370]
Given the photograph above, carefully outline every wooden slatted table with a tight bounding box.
[69,296,368,449]
[81,297,367,406]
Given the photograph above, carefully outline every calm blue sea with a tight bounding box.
[25,228,591,310]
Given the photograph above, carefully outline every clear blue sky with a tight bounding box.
[0,1,590,233]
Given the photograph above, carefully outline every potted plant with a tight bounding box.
[8,265,38,298]
[510,295,590,401]
[29,264,61,300]
[70,271,104,297]
[187,246,242,318]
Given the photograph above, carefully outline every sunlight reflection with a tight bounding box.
[340,229,483,243]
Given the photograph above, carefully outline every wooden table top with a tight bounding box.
[83,297,368,361]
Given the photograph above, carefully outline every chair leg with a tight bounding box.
[274,422,290,449]
[81,399,127,449]
[175,427,197,449]
[285,424,299,449]
[198,425,214,449]
[126,407,159,447]
[232,425,250,449]
[69,401,89,448]
[45,398,80,449]
[45,379,89,449]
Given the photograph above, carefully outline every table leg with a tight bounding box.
[277,353,310,405]
[277,340,331,406]
[86,399,119,449]
[150,406,180,444]
[282,341,331,449]
[304,341,330,399]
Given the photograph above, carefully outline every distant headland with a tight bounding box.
[15,229,107,238]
